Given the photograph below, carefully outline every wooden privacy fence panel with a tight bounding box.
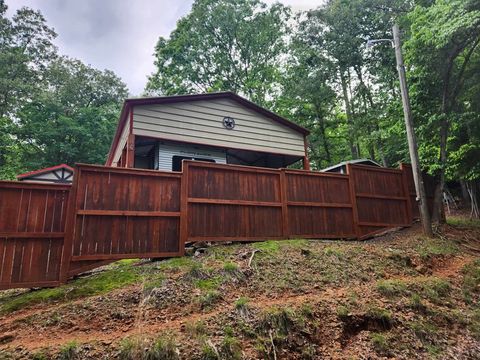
[0,182,70,289]
[185,162,284,242]
[284,170,355,239]
[66,165,183,268]
[348,164,411,239]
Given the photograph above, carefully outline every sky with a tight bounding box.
[7,0,326,96]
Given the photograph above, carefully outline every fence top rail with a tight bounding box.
[183,160,281,175]
[349,163,403,174]
[0,180,71,191]
[74,163,182,178]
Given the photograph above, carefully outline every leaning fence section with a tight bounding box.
[65,164,183,279]
[0,182,70,289]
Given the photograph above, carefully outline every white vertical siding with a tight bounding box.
[157,142,226,171]
[132,98,305,156]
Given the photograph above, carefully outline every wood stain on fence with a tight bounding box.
[0,161,428,289]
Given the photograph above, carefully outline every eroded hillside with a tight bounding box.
[0,217,479,359]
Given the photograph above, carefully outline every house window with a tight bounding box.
[172,155,215,171]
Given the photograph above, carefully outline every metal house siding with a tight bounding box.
[157,143,227,171]
[132,98,305,156]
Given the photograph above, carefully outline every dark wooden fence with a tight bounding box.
[0,161,429,289]
[0,182,70,289]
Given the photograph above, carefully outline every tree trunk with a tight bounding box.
[339,70,358,158]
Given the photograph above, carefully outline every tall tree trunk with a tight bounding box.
[339,70,358,158]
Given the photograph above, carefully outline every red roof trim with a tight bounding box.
[106,92,310,166]
[17,164,74,180]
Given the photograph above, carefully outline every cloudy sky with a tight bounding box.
[7,0,325,96]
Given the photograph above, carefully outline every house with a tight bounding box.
[321,159,382,174]
[105,92,310,171]
[17,164,74,183]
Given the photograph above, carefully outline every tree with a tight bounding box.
[0,0,57,178]
[145,0,291,106]
[13,57,128,169]
[405,0,480,221]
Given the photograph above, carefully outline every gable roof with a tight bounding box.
[17,164,74,180]
[106,92,310,166]
[321,159,382,172]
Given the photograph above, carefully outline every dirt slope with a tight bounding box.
[0,217,479,359]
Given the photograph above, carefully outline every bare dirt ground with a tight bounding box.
[0,216,479,359]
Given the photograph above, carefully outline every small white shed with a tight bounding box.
[106,92,310,171]
[17,164,74,183]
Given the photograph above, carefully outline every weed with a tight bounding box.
[409,293,427,312]
[119,337,144,360]
[323,246,344,258]
[31,351,48,360]
[447,216,480,228]
[337,305,350,318]
[185,320,207,337]
[371,332,389,353]
[258,306,295,337]
[416,238,458,260]
[158,256,195,269]
[462,259,480,303]
[199,290,222,309]
[187,263,210,280]
[252,241,280,254]
[58,341,79,360]
[145,335,179,360]
[235,297,249,310]
[200,342,219,360]
[376,279,408,297]
[421,278,451,304]
[219,336,242,360]
[367,306,392,328]
[410,320,438,345]
[223,262,238,273]
[223,325,234,337]
[194,277,221,291]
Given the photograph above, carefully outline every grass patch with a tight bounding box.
[58,341,79,360]
[462,259,480,303]
[376,279,408,297]
[323,246,344,258]
[158,256,196,269]
[371,332,389,354]
[410,320,438,346]
[223,262,238,273]
[447,216,480,228]
[119,335,179,360]
[194,277,221,291]
[199,290,222,309]
[0,262,140,314]
[420,278,451,304]
[252,240,280,254]
[416,237,458,259]
[185,320,206,337]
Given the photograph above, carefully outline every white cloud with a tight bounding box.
[6,0,325,95]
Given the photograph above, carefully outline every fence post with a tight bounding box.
[400,163,414,225]
[179,161,189,255]
[60,165,80,283]
[346,164,361,240]
[279,169,289,239]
